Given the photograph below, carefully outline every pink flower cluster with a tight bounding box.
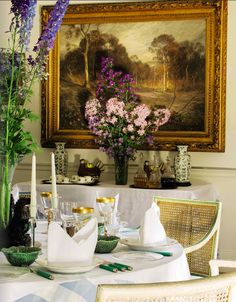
[85,96,171,159]
[85,57,171,159]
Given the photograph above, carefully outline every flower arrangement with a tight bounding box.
[0,0,70,231]
[85,57,171,161]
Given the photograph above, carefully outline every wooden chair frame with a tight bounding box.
[210,259,236,276]
[96,272,236,302]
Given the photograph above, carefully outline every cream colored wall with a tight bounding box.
[1,0,236,258]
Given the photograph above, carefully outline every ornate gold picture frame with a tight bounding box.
[41,0,227,151]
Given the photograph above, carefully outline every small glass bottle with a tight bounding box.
[148,154,161,188]
[149,167,161,188]
[134,153,148,188]
[161,156,177,189]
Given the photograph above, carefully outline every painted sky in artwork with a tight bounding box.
[60,19,205,64]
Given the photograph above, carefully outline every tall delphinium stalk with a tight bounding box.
[0,0,70,230]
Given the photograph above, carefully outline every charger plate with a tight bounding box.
[36,257,102,274]
[112,251,163,261]
[120,237,177,251]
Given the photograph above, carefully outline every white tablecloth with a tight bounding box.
[0,228,190,302]
[12,180,219,228]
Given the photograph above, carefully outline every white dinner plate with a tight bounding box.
[0,266,29,281]
[120,237,178,251]
[36,257,102,274]
[112,251,163,261]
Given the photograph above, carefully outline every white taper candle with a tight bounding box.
[30,153,37,218]
[51,152,58,209]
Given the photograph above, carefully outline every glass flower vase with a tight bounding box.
[0,153,17,231]
[0,153,28,248]
[114,156,128,185]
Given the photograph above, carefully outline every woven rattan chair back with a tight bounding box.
[96,272,236,302]
[154,197,222,276]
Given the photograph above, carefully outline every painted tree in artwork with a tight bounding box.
[64,24,92,88]
[149,34,179,92]
[170,40,205,90]
[149,34,205,94]
[79,25,91,88]
[60,22,205,131]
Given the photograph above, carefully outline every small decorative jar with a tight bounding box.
[54,142,68,176]
[174,145,191,186]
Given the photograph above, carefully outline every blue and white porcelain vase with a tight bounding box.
[174,145,191,186]
[54,142,68,176]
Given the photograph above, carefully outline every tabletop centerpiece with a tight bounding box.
[85,57,171,185]
[0,0,70,246]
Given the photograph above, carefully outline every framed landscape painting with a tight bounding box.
[41,0,227,151]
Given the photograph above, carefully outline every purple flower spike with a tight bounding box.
[0,0,72,230]
[34,0,69,54]
[11,0,37,49]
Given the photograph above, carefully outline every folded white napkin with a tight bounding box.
[47,217,98,266]
[139,202,167,245]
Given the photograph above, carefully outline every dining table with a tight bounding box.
[0,224,191,302]
[12,179,219,228]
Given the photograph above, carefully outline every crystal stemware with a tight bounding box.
[39,191,59,235]
[72,207,94,230]
[40,192,56,223]
[59,201,78,236]
[96,197,115,235]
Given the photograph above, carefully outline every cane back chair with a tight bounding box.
[154,196,222,276]
[96,272,236,302]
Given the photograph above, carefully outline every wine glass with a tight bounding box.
[96,197,115,235]
[72,207,94,230]
[40,192,53,220]
[39,191,58,233]
[60,201,78,236]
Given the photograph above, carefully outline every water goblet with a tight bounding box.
[106,211,121,236]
